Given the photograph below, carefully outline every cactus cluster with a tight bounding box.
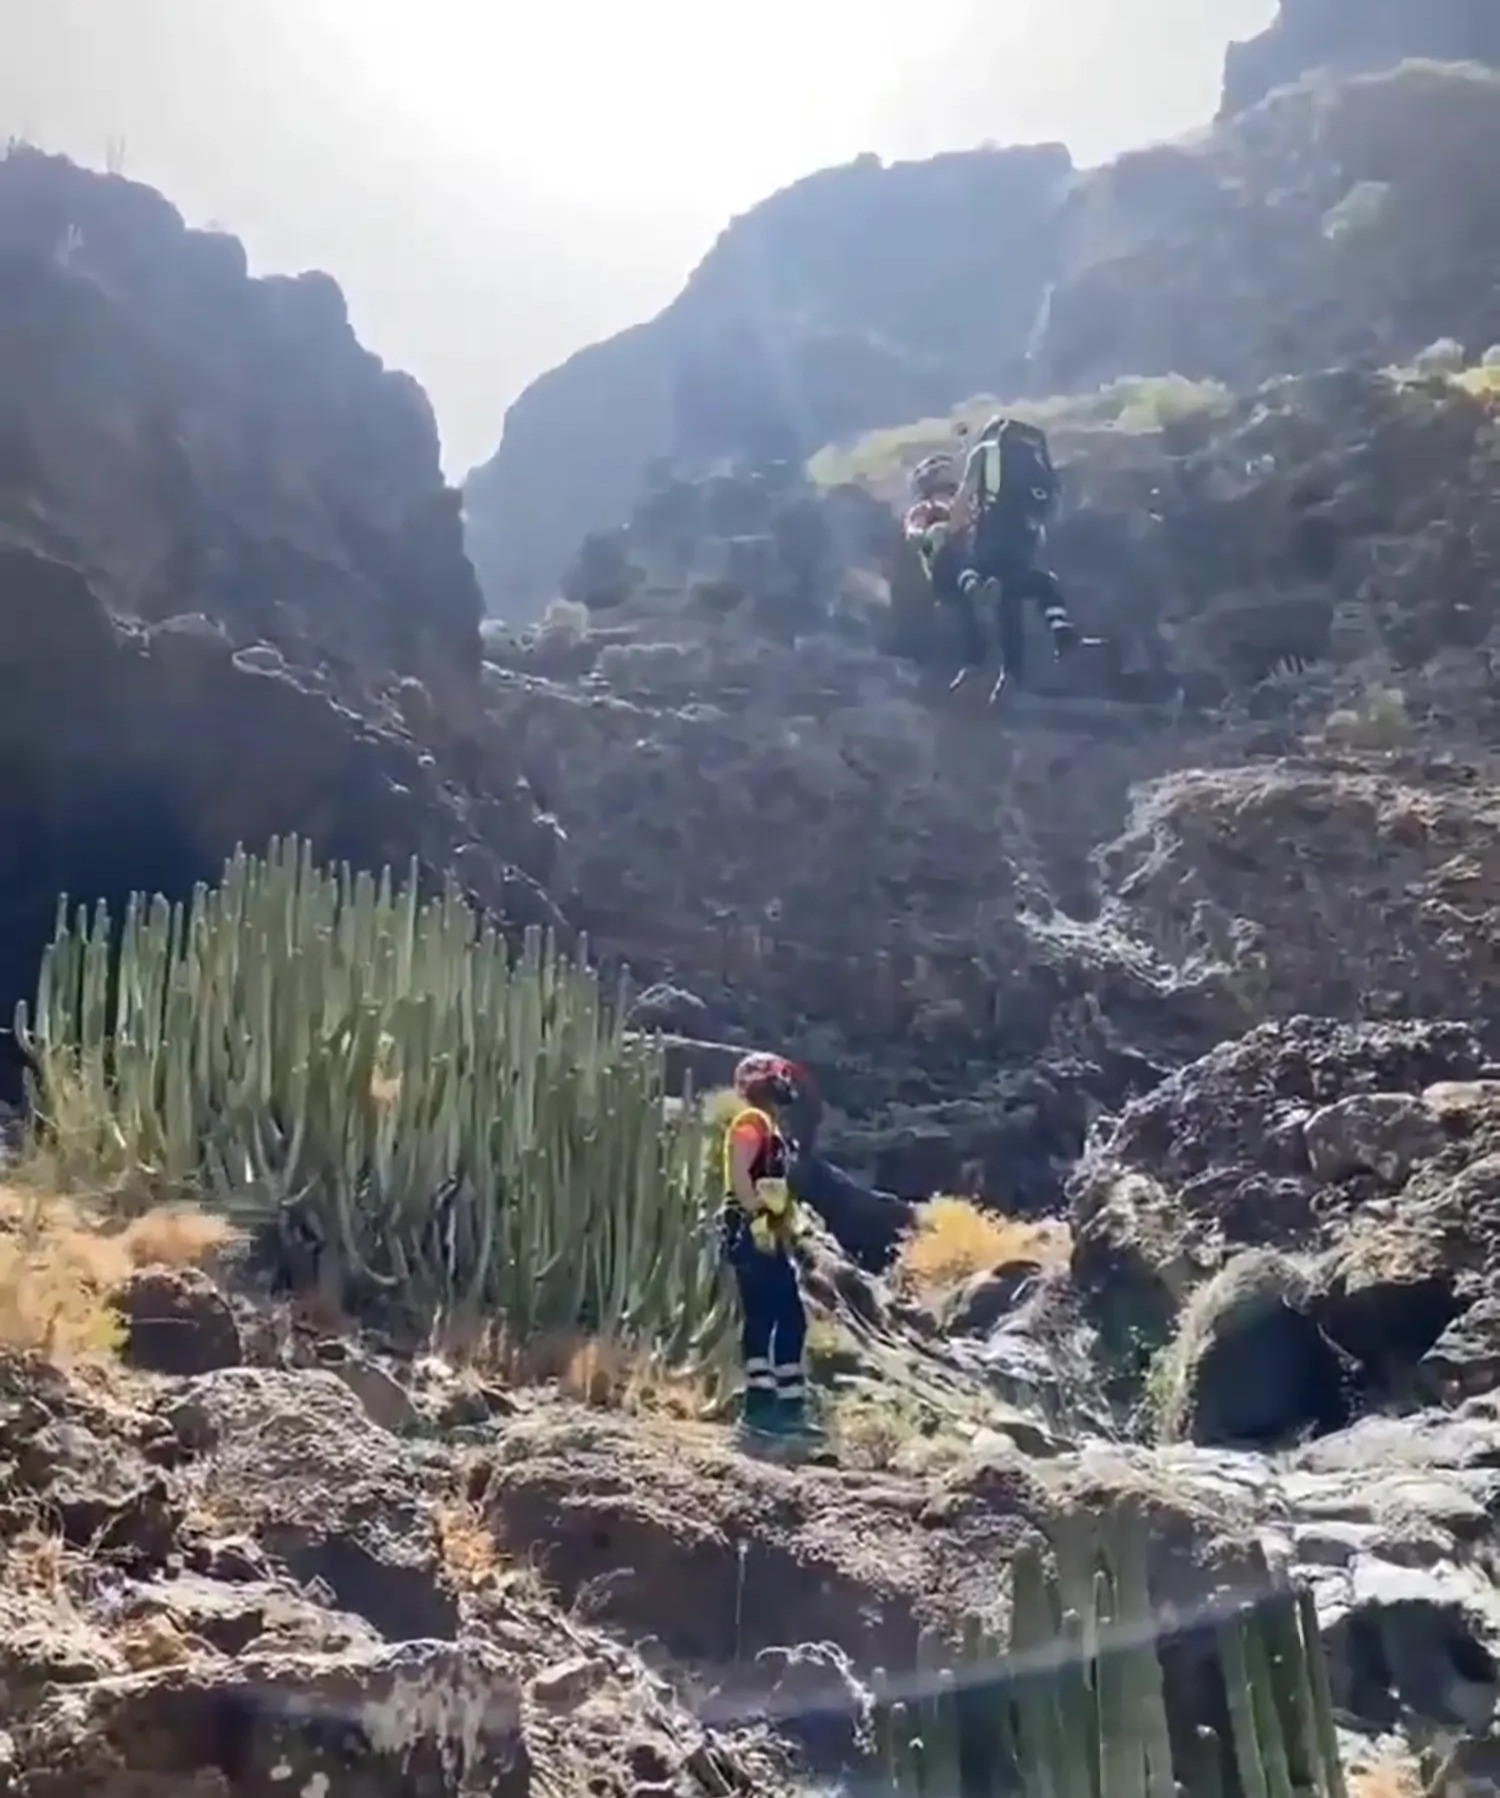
[871,1506,1346,1798]
[15,838,730,1360]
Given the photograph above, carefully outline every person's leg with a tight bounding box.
[765,1251,809,1430]
[722,1214,777,1428]
[934,541,985,686]
[980,552,1027,704]
[961,522,1010,700]
[995,574,1026,684]
[1018,564,1079,659]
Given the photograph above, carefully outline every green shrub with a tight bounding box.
[15,839,729,1362]
[1107,373,1233,432]
[1321,684,1412,750]
[807,376,1232,491]
[539,596,591,638]
[874,1509,1347,1798]
[1146,1249,1311,1443]
[1456,361,1500,399]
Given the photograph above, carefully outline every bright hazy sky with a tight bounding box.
[1,0,1275,475]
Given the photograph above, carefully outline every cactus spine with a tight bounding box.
[15,838,730,1363]
[874,1504,1345,1798]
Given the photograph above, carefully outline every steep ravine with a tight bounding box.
[485,361,1500,1202]
[466,55,1500,614]
[7,56,1500,1792]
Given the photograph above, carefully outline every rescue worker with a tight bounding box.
[945,415,1095,703]
[721,1052,811,1439]
[903,451,986,677]
[902,452,965,598]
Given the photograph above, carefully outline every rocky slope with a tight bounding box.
[463,144,1072,613]
[4,1200,1499,1796]
[1220,0,1500,116]
[465,56,1500,614]
[13,42,1500,1793]
[0,1307,798,1798]
[1035,59,1500,398]
[481,361,1500,1200]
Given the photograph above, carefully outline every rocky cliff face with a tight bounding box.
[14,60,1500,1798]
[465,59,1500,616]
[0,147,557,1068]
[1038,59,1500,397]
[478,359,1500,1198]
[0,147,481,691]
[463,144,1073,615]
[1220,0,1500,117]
[451,347,1500,1792]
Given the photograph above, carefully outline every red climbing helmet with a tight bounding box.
[733,1052,803,1106]
[909,453,959,502]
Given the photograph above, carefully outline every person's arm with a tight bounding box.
[949,444,985,532]
[902,502,935,542]
[729,1118,766,1214]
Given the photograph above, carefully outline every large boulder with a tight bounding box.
[13,1639,532,1798]
[1150,1250,1354,1448]
[113,1268,243,1378]
[1070,1017,1500,1414]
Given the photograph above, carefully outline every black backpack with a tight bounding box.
[970,418,1059,522]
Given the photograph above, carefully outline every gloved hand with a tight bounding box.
[755,1178,790,1218]
[750,1213,777,1254]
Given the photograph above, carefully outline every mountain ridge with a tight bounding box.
[466,30,1500,617]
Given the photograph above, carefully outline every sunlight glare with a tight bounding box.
[303,0,971,212]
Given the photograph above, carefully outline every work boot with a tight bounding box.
[779,1393,823,1440]
[738,1385,778,1436]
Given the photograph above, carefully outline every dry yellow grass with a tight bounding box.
[434,1489,550,1604]
[895,1196,1072,1302]
[828,1392,969,1474]
[2,1524,68,1597]
[559,1335,712,1420]
[434,1498,504,1592]
[804,1310,862,1385]
[428,1315,714,1420]
[120,1205,235,1270]
[829,1394,920,1470]
[369,1072,403,1109]
[117,1613,192,1670]
[1349,1758,1422,1798]
[0,1185,234,1361]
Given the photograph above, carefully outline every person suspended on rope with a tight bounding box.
[720,1052,812,1440]
[946,415,1100,704]
[903,450,993,681]
[902,451,969,608]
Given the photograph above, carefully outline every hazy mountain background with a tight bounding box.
[0,0,1273,476]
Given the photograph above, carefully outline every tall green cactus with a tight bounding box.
[14,838,731,1365]
[873,1505,1346,1798]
